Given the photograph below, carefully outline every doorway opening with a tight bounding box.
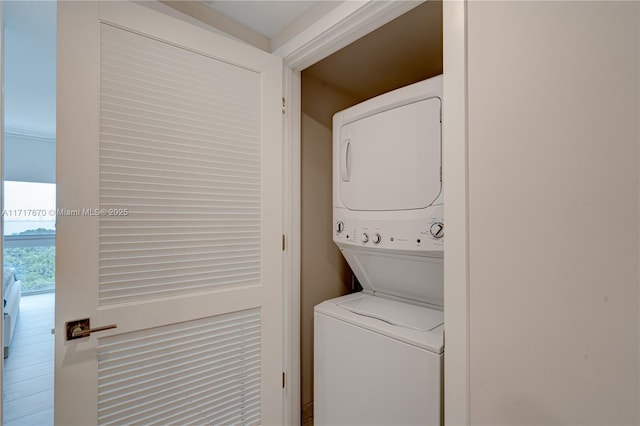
[298,1,443,423]
[2,2,56,425]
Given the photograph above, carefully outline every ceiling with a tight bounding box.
[204,1,319,38]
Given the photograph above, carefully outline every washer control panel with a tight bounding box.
[333,205,444,255]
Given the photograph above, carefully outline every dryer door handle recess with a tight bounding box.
[341,138,352,182]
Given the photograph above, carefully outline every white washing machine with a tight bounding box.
[315,75,444,426]
[314,283,444,425]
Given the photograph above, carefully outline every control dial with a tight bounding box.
[335,221,344,234]
[361,232,369,243]
[430,222,444,239]
[372,233,382,244]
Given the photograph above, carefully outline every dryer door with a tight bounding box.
[339,97,441,211]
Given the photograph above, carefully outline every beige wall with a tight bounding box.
[301,74,356,129]
[300,74,355,406]
[467,1,640,424]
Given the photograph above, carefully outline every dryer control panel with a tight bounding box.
[333,205,444,258]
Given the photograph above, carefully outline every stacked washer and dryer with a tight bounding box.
[314,75,444,426]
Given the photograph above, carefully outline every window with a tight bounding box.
[3,181,56,293]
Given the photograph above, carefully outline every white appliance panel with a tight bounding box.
[333,204,444,256]
[339,97,441,211]
[338,295,443,332]
[316,293,444,352]
[340,246,444,307]
[314,309,442,426]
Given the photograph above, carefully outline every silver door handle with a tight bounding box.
[65,318,117,340]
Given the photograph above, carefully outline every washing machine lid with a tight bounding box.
[315,293,444,353]
[338,295,443,332]
[339,245,444,307]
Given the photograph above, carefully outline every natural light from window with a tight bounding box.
[3,180,56,235]
[3,181,56,293]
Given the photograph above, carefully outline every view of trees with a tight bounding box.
[4,228,55,293]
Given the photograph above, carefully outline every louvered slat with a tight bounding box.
[98,24,262,306]
[98,309,262,425]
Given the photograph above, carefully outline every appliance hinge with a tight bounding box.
[440,108,442,123]
[282,371,286,388]
[440,166,442,182]
[282,234,286,251]
[282,97,286,114]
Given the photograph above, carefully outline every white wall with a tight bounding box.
[3,1,56,184]
[466,1,639,423]
[4,133,55,183]
[3,0,56,139]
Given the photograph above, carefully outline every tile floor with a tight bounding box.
[3,292,54,426]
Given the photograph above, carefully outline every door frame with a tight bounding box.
[277,1,470,424]
[0,2,4,424]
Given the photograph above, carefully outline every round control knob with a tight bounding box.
[430,222,444,239]
[361,232,369,243]
[335,221,344,234]
[372,233,382,244]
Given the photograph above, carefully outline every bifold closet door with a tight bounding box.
[56,2,283,424]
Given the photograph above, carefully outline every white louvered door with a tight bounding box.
[56,2,283,425]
